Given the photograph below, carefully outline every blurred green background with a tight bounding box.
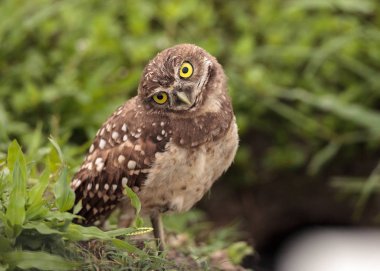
[1,0,380,260]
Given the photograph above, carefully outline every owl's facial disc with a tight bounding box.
[168,58,212,111]
[148,88,192,110]
[140,44,216,111]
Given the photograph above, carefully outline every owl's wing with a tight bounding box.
[71,98,170,225]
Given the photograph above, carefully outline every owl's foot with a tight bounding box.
[150,213,165,252]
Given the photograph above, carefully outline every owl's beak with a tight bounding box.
[175,91,192,106]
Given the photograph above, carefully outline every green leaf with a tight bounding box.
[23,221,63,235]
[64,223,150,242]
[5,250,78,270]
[124,186,143,226]
[28,169,50,207]
[65,224,110,241]
[54,167,75,212]
[25,201,49,221]
[5,159,27,237]
[72,200,82,215]
[48,136,64,164]
[44,210,77,221]
[7,140,26,174]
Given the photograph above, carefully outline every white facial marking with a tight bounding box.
[118,155,126,163]
[127,160,136,170]
[99,139,106,149]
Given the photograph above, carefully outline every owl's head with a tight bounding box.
[138,44,226,112]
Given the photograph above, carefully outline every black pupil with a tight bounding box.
[182,67,189,73]
[157,93,163,100]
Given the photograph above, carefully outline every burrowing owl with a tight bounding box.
[71,44,238,250]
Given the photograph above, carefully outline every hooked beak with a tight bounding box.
[175,91,192,106]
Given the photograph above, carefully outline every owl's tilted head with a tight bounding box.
[138,44,226,112]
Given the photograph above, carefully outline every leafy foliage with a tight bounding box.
[0,0,379,187]
[0,140,158,270]
[1,0,380,268]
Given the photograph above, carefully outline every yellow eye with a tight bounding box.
[152,92,168,104]
[179,62,193,78]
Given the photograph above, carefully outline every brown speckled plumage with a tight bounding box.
[71,44,238,249]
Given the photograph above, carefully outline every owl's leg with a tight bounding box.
[150,213,165,251]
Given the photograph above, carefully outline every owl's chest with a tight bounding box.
[139,120,238,214]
